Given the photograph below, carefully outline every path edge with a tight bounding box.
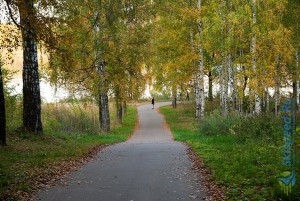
[157,104,226,201]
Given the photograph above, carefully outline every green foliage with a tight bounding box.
[1,68,22,131]
[160,103,300,200]
[48,0,153,104]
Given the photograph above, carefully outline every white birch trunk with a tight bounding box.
[228,0,237,111]
[223,55,229,115]
[251,0,261,114]
[195,0,205,119]
[95,11,110,132]
[228,54,237,110]
[266,89,270,112]
[297,81,299,107]
[219,65,223,109]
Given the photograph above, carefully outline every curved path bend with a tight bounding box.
[37,102,206,201]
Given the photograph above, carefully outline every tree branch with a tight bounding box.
[4,0,23,30]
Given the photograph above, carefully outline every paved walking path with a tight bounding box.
[37,102,206,201]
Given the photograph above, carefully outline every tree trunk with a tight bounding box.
[242,74,248,112]
[262,89,265,113]
[265,89,270,112]
[116,101,122,124]
[230,63,238,111]
[223,55,229,115]
[296,48,299,108]
[242,75,248,96]
[219,64,224,109]
[115,86,122,124]
[19,0,43,133]
[227,2,236,111]
[94,9,110,133]
[172,85,177,109]
[297,81,299,108]
[123,101,127,115]
[251,0,261,114]
[208,70,213,101]
[195,0,205,119]
[0,63,6,146]
[275,55,280,114]
[249,89,254,114]
[97,60,110,133]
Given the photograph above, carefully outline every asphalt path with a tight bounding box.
[36,102,206,201]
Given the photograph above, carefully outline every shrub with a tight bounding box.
[2,68,23,131]
[200,111,282,143]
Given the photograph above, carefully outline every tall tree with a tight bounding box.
[195,0,205,119]
[251,0,261,114]
[94,4,110,133]
[18,0,43,133]
[46,0,152,131]
[4,0,61,133]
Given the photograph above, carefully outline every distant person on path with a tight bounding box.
[186,92,190,101]
[152,97,155,109]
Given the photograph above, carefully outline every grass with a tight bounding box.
[0,103,137,200]
[160,102,300,201]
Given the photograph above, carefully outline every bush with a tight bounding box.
[2,68,23,131]
[200,111,282,143]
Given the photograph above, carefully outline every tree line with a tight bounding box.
[0,0,154,145]
[0,0,299,146]
[152,0,299,118]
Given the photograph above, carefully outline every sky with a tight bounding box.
[0,1,8,23]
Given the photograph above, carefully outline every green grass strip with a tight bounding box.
[160,103,300,201]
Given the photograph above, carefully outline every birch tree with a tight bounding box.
[94,2,111,133]
[250,0,261,114]
[19,0,43,133]
[195,0,205,119]
[46,0,152,129]
[3,0,43,133]
[3,0,61,134]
